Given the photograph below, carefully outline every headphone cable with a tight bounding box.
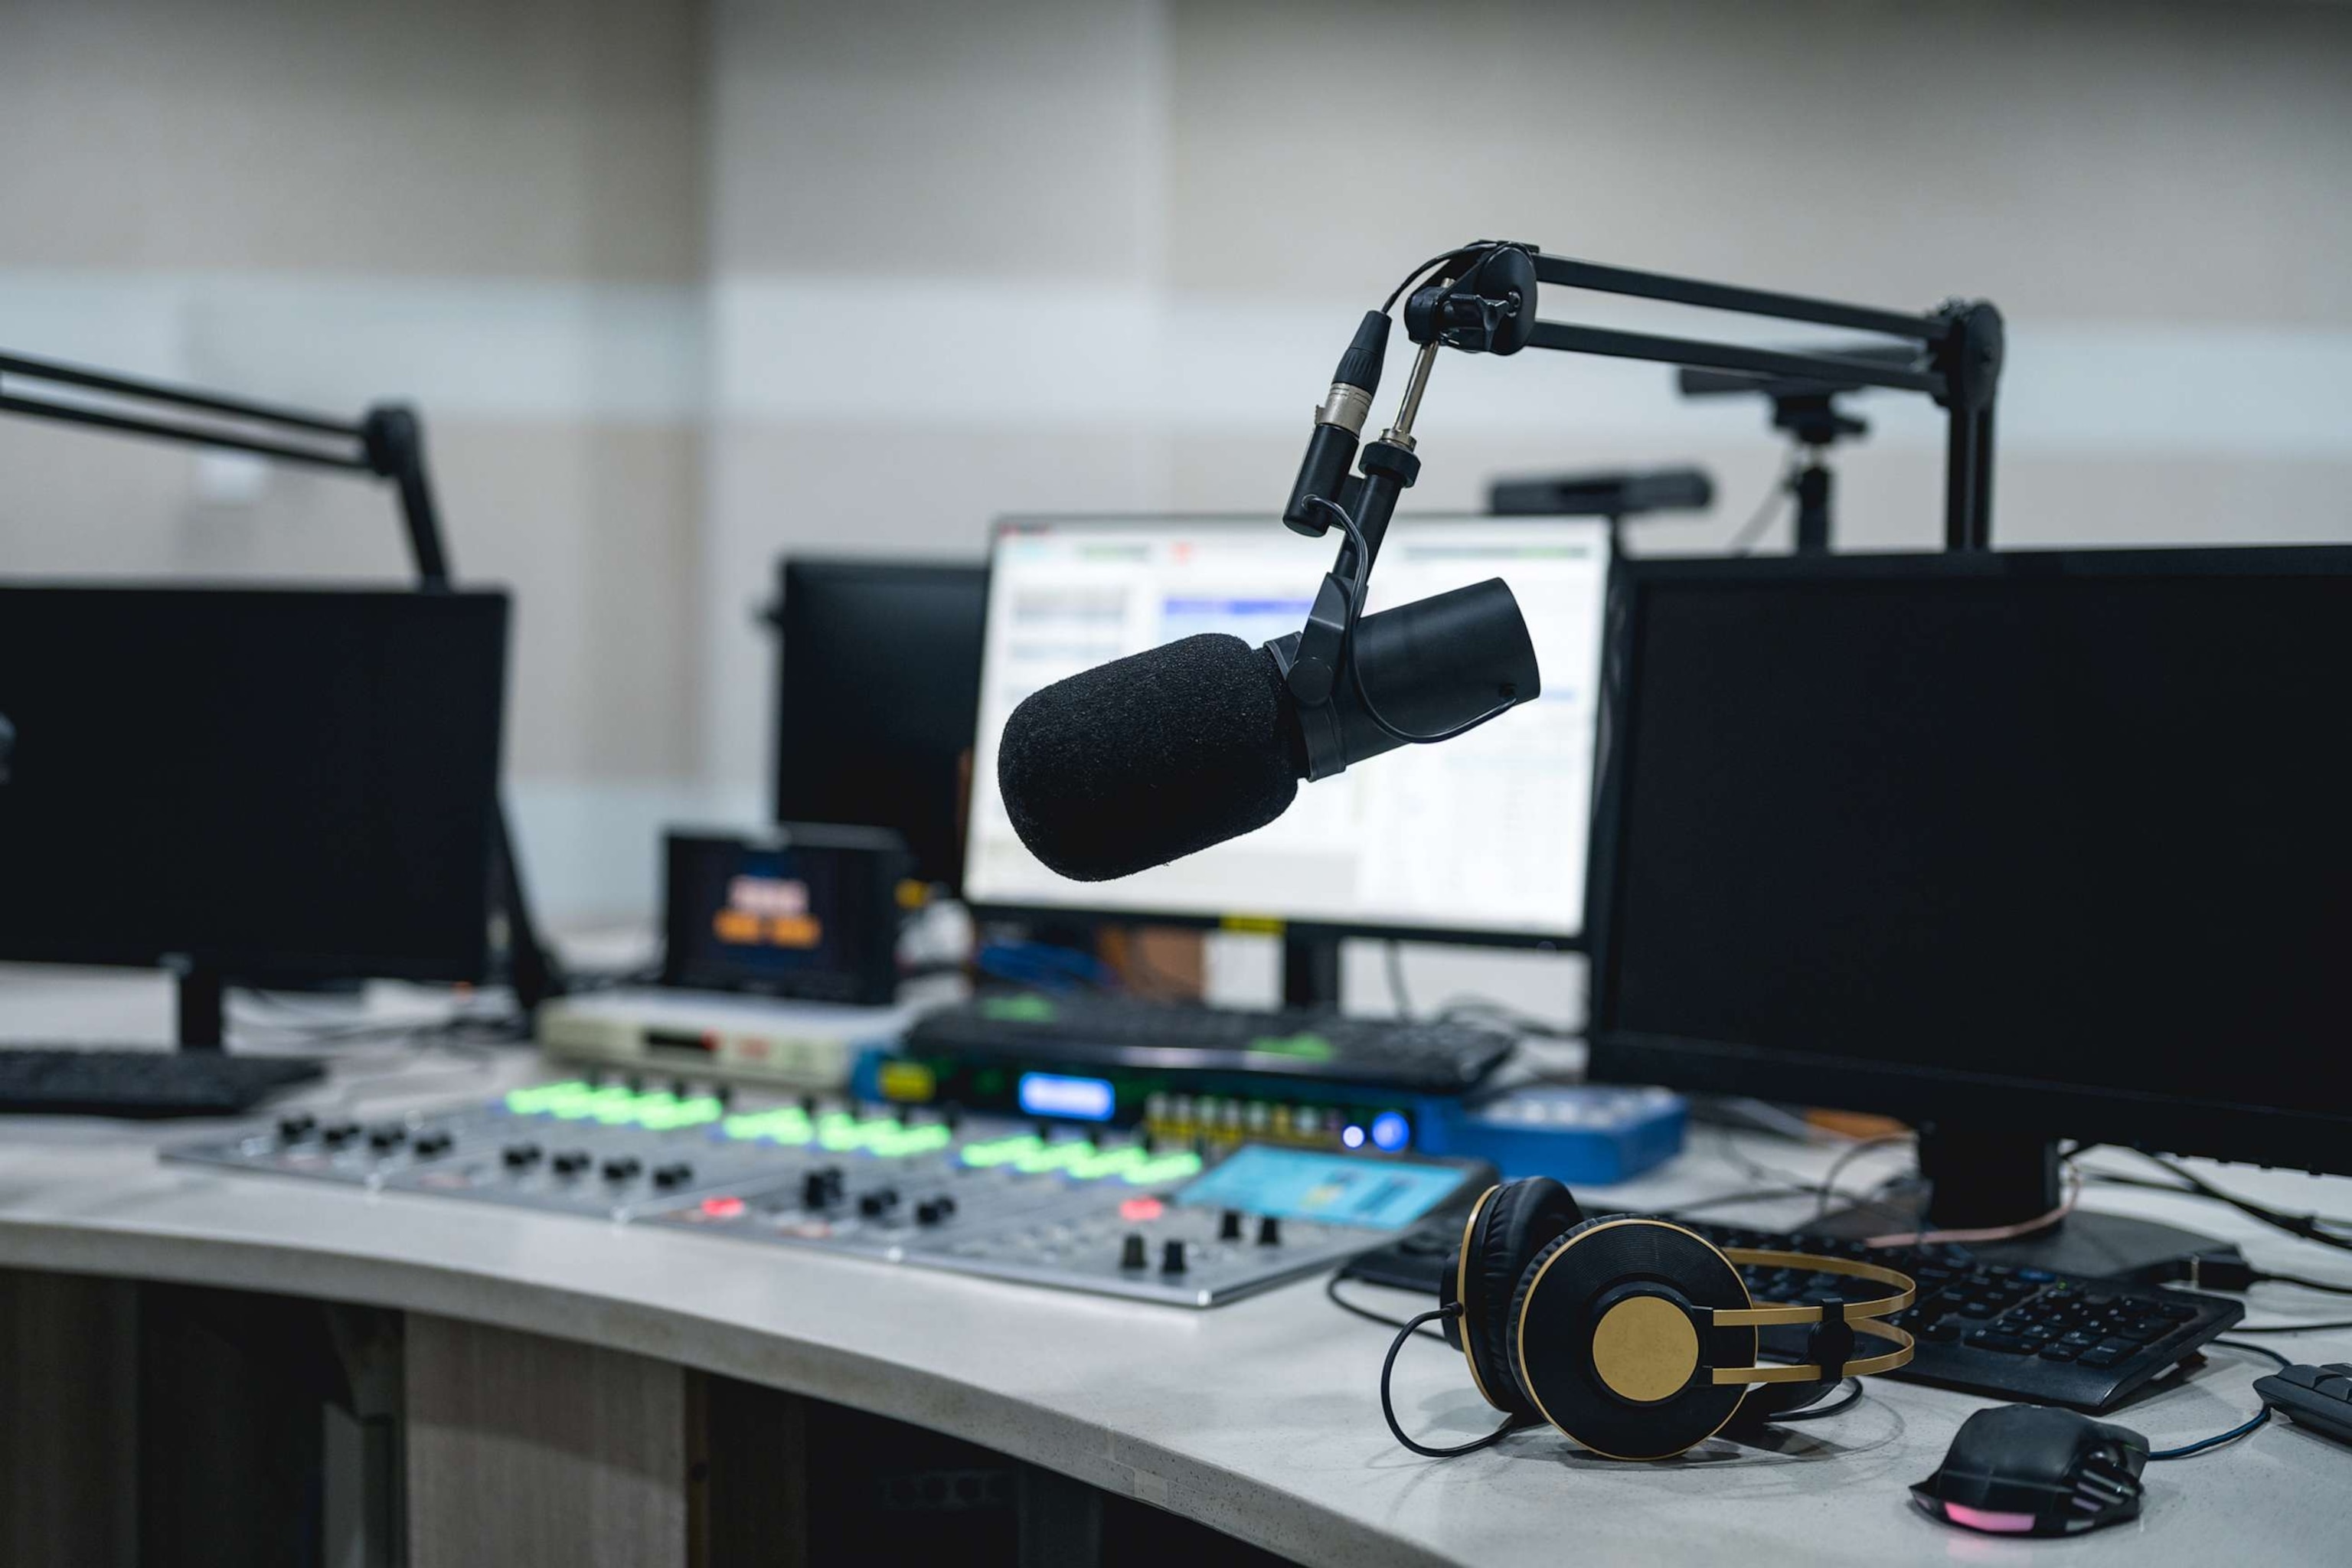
[1380,1305,1530,1458]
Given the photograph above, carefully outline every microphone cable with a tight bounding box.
[1380,240,1509,316]
[1379,1302,1531,1458]
[1305,496,1521,747]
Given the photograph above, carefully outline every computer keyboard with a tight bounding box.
[1341,1210,2244,1413]
[904,995,1516,1094]
[1686,1221,2244,1412]
[2255,1364,2352,1451]
[0,1047,323,1119]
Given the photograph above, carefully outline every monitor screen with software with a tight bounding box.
[962,515,1612,946]
[1586,547,2352,1181]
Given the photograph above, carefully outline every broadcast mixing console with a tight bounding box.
[164,1079,1487,1307]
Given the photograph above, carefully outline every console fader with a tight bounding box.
[165,1079,1482,1307]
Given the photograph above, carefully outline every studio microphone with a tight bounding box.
[996,580,1539,881]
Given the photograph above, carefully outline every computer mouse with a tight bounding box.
[1911,1405,2150,1536]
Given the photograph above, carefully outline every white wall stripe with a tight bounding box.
[0,272,707,424]
[4,270,2347,459]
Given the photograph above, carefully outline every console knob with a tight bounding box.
[599,1155,642,1182]
[1256,1215,1282,1246]
[652,1161,694,1190]
[1219,1209,1244,1242]
[915,1199,945,1225]
[276,1113,316,1142]
[858,1187,900,1217]
[1161,1239,1188,1275]
[551,1150,590,1176]
[413,1131,452,1158]
[1120,1233,1148,1270]
[368,1125,408,1152]
[501,1142,543,1169]
[802,1171,834,1209]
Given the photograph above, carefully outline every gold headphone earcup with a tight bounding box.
[1508,1216,1756,1461]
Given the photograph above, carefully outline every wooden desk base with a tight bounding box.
[0,1267,1285,1568]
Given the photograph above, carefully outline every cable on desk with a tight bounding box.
[2226,1318,2352,1334]
[1431,997,1579,1040]
[1383,942,1413,1020]
[2144,1340,2291,1462]
[1815,1133,1916,1219]
[2256,1272,2352,1297]
[2148,1407,2270,1461]
[1328,1272,1447,1342]
[1380,1305,1529,1458]
[1770,1378,1863,1423]
[1863,1161,2082,1248]
[2104,1152,2352,1253]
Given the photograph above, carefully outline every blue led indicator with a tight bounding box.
[1370,1112,1410,1152]
[1018,1072,1116,1122]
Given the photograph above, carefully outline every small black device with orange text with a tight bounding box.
[662,826,909,1006]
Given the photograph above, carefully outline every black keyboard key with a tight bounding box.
[2040,1344,2082,1361]
[2079,1348,2126,1369]
[1967,1331,2032,1354]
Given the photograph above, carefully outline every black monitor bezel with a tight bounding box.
[961,511,1609,952]
[1583,544,2352,1175]
[0,581,508,986]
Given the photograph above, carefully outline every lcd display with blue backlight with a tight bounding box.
[1176,1145,1467,1230]
[1018,1071,1116,1122]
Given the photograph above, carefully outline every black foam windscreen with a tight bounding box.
[996,633,1304,882]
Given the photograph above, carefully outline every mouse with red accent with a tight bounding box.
[1912,1406,2150,1536]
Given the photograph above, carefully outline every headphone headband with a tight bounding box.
[1711,1247,1917,1328]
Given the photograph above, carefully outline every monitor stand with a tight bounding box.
[1808,1126,2238,1284]
[1282,933,1342,1011]
[172,964,227,1051]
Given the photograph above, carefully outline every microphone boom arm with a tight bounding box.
[1373,246,2003,551]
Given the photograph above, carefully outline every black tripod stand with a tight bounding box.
[1681,340,1926,554]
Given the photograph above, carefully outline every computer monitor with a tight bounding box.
[1586,547,2352,1263]
[0,584,509,1037]
[962,515,1613,947]
[773,558,988,890]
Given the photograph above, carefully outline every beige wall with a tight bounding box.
[0,0,709,920]
[5,0,2348,946]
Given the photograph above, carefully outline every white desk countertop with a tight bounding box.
[2,965,2347,1566]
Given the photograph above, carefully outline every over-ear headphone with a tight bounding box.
[1393,1177,1915,1462]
